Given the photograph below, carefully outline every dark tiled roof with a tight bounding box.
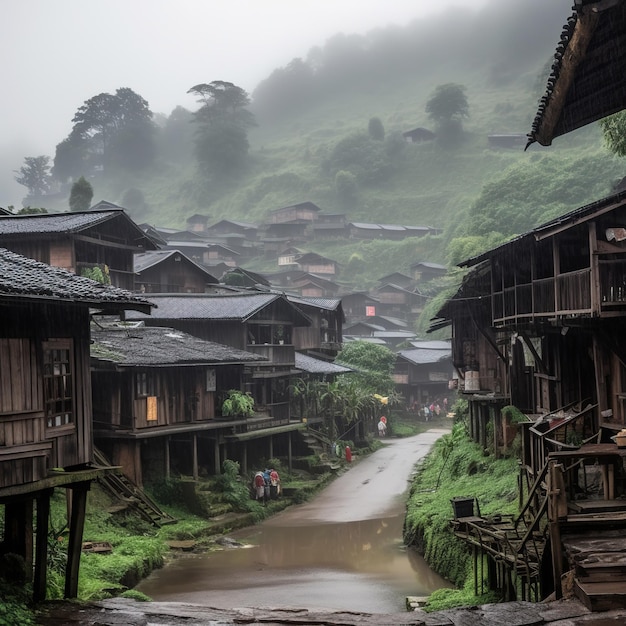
[91,326,264,366]
[528,2,626,147]
[0,210,122,235]
[0,248,151,310]
[397,348,451,365]
[295,352,352,375]
[125,292,279,321]
[287,295,342,311]
[133,250,218,282]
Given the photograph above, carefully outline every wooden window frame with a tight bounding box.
[43,339,74,430]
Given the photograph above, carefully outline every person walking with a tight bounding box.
[269,468,281,499]
[378,418,387,437]
[254,471,266,504]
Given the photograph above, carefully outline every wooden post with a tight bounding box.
[547,461,566,599]
[589,221,601,315]
[4,499,33,579]
[213,438,221,474]
[65,482,90,598]
[33,489,52,602]
[287,432,293,471]
[192,434,198,480]
[268,435,274,460]
[165,436,170,480]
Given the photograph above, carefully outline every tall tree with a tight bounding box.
[600,111,626,157]
[14,156,52,196]
[69,176,94,212]
[56,87,155,176]
[188,81,255,178]
[426,83,469,142]
[368,117,385,141]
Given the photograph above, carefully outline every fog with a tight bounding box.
[1,0,559,206]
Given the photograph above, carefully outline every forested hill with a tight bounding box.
[30,0,624,258]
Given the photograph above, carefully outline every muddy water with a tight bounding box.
[136,430,453,613]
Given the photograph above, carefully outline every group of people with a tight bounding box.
[253,468,281,504]
[409,397,448,422]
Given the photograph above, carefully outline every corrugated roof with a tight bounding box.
[91,326,264,366]
[0,248,152,310]
[295,352,352,375]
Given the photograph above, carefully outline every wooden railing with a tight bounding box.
[246,343,295,366]
[493,269,591,323]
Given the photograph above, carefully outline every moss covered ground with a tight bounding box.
[403,415,520,612]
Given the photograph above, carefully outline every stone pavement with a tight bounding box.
[36,597,626,625]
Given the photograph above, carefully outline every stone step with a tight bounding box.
[574,578,626,611]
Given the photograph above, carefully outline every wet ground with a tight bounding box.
[135,429,452,613]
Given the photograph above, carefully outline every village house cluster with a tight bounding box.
[0,195,452,601]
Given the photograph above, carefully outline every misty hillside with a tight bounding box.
[30,0,625,248]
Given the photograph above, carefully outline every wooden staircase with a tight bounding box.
[93,448,177,527]
[564,531,626,611]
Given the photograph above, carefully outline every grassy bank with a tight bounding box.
[403,412,519,612]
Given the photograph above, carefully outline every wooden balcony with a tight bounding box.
[246,343,295,366]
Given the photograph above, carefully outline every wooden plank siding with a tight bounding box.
[0,303,93,487]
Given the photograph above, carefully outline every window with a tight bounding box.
[135,371,155,397]
[43,340,73,429]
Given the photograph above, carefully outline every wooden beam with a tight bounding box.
[519,331,548,374]
[33,489,52,602]
[192,434,198,480]
[64,482,90,598]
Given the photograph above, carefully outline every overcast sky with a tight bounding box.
[1,0,489,205]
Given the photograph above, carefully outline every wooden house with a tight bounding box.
[134,249,218,293]
[340,291,380,323]
[312,213,348,240]
[185,213,211,232]
[287,295,344,358]
[160,240,209,265]
[206,244,240,266]
[0,248,150,600]
[374,283,427,319]
[290,273,341,298]
[205,219,259,240]
[269,201,321,224]
[261,221,309,240]
[124,292,311,425]
[295,252,339,276]
[222,267,271,288]
[394,343,453,409]
[91,325,264,485]
[377,272,415,289]
[411,261,448,283]
[343,321,386,337]
[348,222,431,240]
[402,127,436,143]
[0,208,158,291]
[277,246,302,267]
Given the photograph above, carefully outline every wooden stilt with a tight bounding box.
[192,434,198,480]
[268,435,274,460]
[64,481,90,598]
[165,436,170,480]
[287,432,293,471]
[4,499,33,578]
[214,438,220,474]
[33,489,52,602]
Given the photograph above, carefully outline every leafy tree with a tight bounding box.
[57,87,155,176]
[600,111,626,156]
[17,206,47,214]
[336,340,396,395]
[335,170,358,204]
[368,117,385,141]
[426,83,469,144]
[188,81,255,178]
[326,133,392,184]
[14,156,52,196]
[69,176,93,212]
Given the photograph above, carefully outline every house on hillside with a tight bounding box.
[222,267,271,288]
[348,222,431,240]
[270,201,321,224]
[186,213,211,232]
[206,244,240,266]
[289,273,341,298]
[295,251,339,276]
[134,249,218,293]
[377,272,415,289]
[277,246,302,267]
[0,249,150,601]
[402,127,436,143]
[374,283,427,320]
[0,208,158,290]
[205,219,259,240]
[340,291,380,323]
[91,325,264,484]
[411,261,447,283]
[312,213,348,239]
[394,343,453,409]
